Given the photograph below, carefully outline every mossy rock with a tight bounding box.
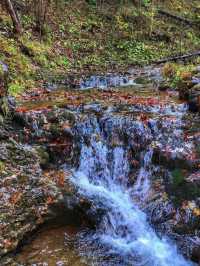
[158,81,170,91]
[49,123,61,137]
[188,84,200,112]
[0,97,10,117]
[171,169,185,188]
[190,83,200,92]
[0,62,8,97]
[35,146,50,167]
[0,114,4,125]
[0,161,5,172]
[178,80,194,100]
[0,64,4,77]
[174,216,200,234]
[61,110,76,124]
[134,77,150,85]
[168,169,200,205]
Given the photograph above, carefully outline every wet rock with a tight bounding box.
[152,148,196,171]
[0,114,4,125]
[186,171,200,185]
[0,106,91,263]
[158,81,170,91]
[178,80,194,100]
[188,100,199,113]
[134,76,150,85]
[190,83,200,92]
[0,97,12,118]
[188,84,200,113]
[0,66,199,264]
[34,145,50,168]
[148,201,175,225]
[83,103,103,114]
[191,245,200,264]
[0,139,91,262]
[12,112,27,127]
[0,61,8,97]
[20,44,34,57]
[0,141,45,257]
[193,65,200,73]
[7,96,16,110]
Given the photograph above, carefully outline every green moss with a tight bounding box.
[35,54,49,67]
[35,146,49,167]
[171,169,185,188]
[0,64,4,77]
[0,0,200,95]
[55,56,70,68]
[170,168,200,205]
[8,82,25,96]
[0,97,10,117]
[0,161,5,172]
[49,123,61,137]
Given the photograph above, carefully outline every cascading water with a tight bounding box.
[133,149,153,200]
[70,104,195,266]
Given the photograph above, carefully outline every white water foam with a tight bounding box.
[71,133,194,266]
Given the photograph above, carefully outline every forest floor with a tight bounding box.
[0,0,200,95]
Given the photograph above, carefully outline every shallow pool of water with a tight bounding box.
[15,226,87,266]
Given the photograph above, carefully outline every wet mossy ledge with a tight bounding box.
[0,105,103,265]
[0,79,199,264]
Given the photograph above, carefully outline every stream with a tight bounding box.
[14,70,200,265]
[69,106,193,266]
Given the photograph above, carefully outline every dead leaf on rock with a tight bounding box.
[9,191,22,205]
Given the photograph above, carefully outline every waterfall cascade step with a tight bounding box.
[70,106,197,266]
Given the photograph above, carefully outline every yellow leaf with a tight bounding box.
[193,208,200,216]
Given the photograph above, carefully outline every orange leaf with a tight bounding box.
[9,191,22,205]
[46,196,54,205]
[57,171,65,187]
[15,107,28,113]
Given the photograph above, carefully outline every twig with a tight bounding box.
[154,51,200,64]
[158,9,195,27]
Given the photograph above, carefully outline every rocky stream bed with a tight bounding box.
[0,66,200,265]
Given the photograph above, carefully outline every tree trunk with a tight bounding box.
[34,0,49,37]
[4,0,22,34]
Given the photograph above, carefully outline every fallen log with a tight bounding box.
[154,51,200,64]
[158,9,195,27]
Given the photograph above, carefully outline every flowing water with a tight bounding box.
[15,70,199,265]
[70,103,195,266]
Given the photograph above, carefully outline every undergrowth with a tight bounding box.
[0,0,200,95]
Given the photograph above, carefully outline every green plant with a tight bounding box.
[35,54,49,67]
[171,169,185,188]
[143,0,151,6]
[56,56,70,68]
[0,97,10,117]
[0,64,4,77]
[8,81,25,96]
[86,0,96,6]
[0,161,5,172]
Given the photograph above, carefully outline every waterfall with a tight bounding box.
[70,112,195,266]
[133,149,153,200]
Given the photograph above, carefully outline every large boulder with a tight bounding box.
[0,110,91,263]
[0,137,92,262]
